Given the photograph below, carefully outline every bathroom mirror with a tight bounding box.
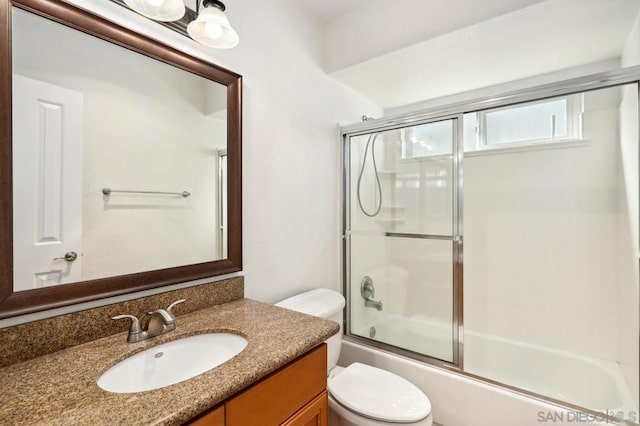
[0,0,242,318]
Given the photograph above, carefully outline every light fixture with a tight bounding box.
[187,0,239,49]
[112,0,239,49]
[123,0,186,22]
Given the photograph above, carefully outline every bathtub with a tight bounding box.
[347,314,638,425]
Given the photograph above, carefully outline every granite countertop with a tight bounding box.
[0,298,339,425]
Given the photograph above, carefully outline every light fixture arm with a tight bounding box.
[203,0,226,12]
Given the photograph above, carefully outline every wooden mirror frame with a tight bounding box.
[0,0,242,319]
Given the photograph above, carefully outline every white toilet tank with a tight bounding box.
[275,289,345,371]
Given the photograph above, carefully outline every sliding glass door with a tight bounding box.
[345,117,462,364]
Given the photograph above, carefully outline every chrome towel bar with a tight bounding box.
[102,188,191,197]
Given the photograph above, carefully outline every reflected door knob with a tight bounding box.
[53,251,78,262]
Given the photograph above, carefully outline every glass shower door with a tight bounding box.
[345,117,462,364]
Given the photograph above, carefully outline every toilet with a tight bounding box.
[276,289,433,426]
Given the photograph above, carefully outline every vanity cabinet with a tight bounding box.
[280,391,328,426]
[189,344,328,426]
[190,406,225,426]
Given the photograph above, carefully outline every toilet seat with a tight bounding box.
[328,363,431,423]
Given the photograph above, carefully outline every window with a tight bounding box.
[402,94,583,159]
[466,94,582,152]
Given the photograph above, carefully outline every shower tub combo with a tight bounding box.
[341,70,640,425]
[353,314,636,416]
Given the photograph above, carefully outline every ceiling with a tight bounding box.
[296,0,371,21]
[328,0,640,110]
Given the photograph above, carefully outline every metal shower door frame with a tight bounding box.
[342,113,465,368]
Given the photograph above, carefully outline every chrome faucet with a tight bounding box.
[365,298,383,311]
[113,299,185,343]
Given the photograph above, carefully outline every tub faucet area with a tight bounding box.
[365,298,383,311]
[361,276,383,311]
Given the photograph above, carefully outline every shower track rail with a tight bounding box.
[341,65,640,137]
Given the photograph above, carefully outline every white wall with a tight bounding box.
[329,0,639,110]
[1,0,381,327]
[323,0,544,72]
[12,8,225,281]
[622,12,640,68]
[386,59,621,117]
[192,0,382,303]
[617,10,640,406]
[464,88,623,363]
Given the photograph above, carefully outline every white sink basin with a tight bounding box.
[97,333,248,393]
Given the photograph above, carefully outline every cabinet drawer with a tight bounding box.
[226,344,327,426]
[281,391,328,426]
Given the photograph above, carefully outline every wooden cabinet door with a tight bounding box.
[226,344,327,426]
[281,391,328,426]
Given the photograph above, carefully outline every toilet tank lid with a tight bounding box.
[275,289,345,319]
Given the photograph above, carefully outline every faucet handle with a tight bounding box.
[112,314,142,333]
[166,299,186,315]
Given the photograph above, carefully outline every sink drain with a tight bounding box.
[155,352,164,358]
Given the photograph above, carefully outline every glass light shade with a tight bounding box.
[187,6,239,49]
[123,0,185,22]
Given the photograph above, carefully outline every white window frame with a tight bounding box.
[471,94,583,152]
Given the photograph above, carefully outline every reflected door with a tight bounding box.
[345,117,462,364]
[12,75,84,290]
[218,149,227,259]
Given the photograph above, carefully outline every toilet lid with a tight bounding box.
[328,363,431,423]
